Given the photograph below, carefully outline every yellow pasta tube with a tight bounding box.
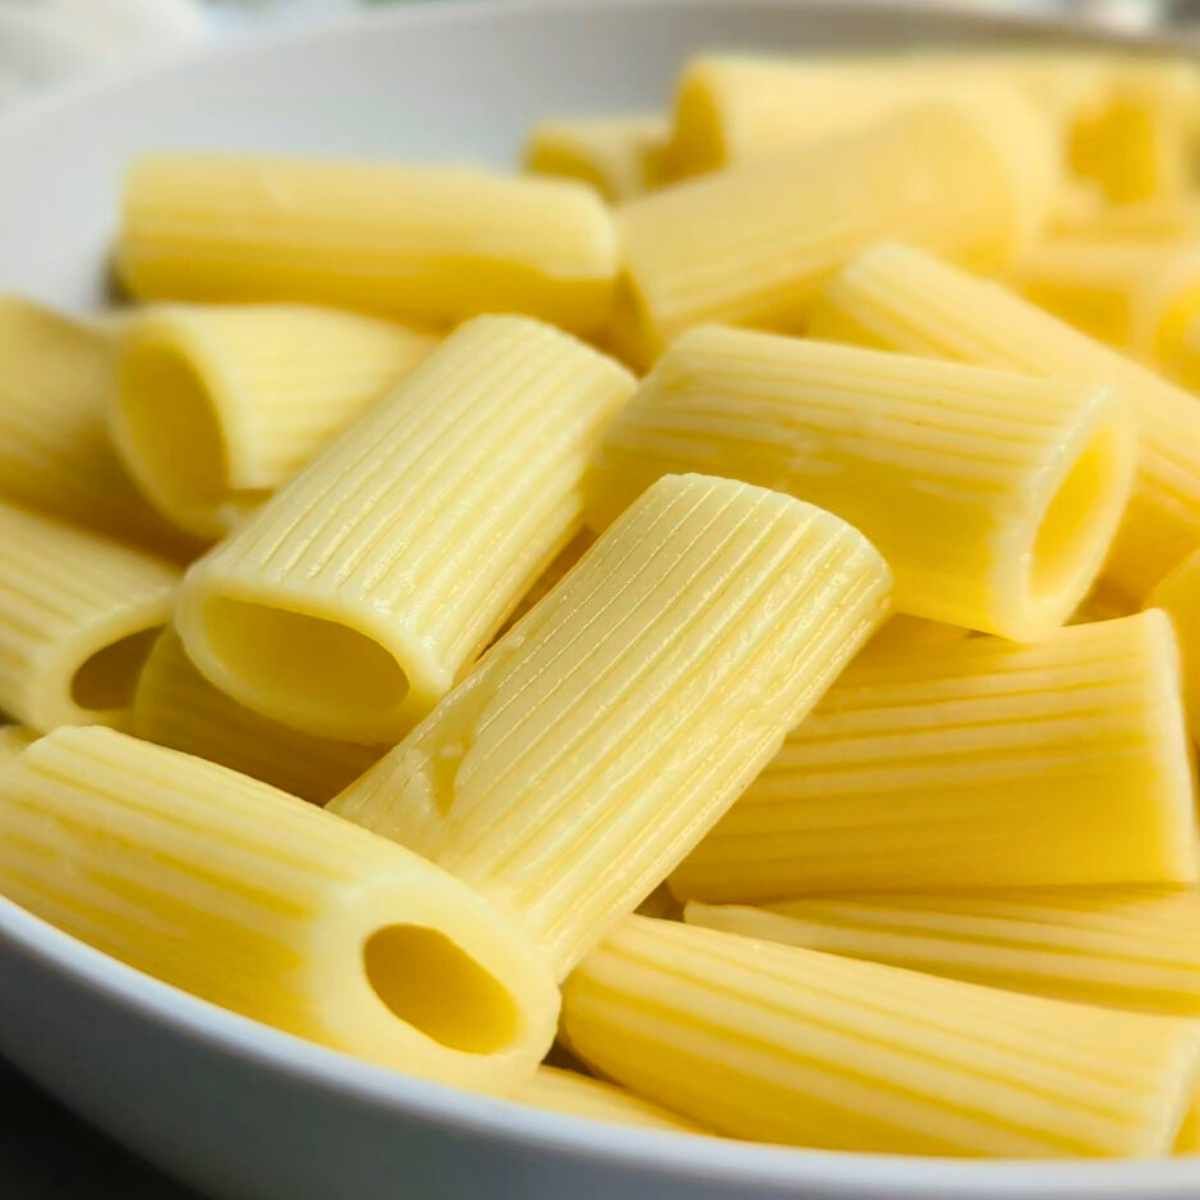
[1149,546,1200,739]
[612,95,1057,367]
[865,615,972,655]
[1072,579,1137,624]
[563,916,1200,1157]
[0,726,558,1088]
[523,115,668,202]
[0,296,189,556]
[685,888,1200,1016]
[112,304,436,539]
[1178,1103,1200,1153]
[664,52,1096,178]
[587,325,1133,640]
[330,473,891,979]
[117,156,618,335]
[671,611,1197,901]
[1069,60,1200,205]
[177,316,635,744]
[0,726,34,761]
[0,500,180,733]
[1130,248,1200,392]
[1049,196,1200,241]
[1016,238,1185,349]
[510,1066,703,1133]
[809,242,1200,600]
[132,629,379,805]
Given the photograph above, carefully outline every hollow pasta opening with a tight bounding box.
[1030,422,1126,606]
[117,338,227,522]
[71,628,160,712]
[202,597,408,733]
[363,924,521,1054]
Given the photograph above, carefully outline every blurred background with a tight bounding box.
[0,0,1197,119]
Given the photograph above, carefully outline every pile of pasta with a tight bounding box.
[10,46,1200,1160]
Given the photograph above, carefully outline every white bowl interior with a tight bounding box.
[0,3,1197,1198]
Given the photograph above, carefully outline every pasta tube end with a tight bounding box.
[113,315,244,540]
[1003,385,1135,640]
[306,868,561,1088]
[176,583,429,745]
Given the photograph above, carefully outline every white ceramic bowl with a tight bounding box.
[1,3,1197,1196]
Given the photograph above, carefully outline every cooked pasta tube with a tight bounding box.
[510,1066,703,1133]
[1016,238,1185,349]
[664,52,1097,177]
[0,726,558,1089]
[1179,1105,1200,1153]
[671,611,1197,900]
[523,115,668,202]
[1048,181,1105,233]
[117,156,618,335]
[132,630,379,805]
[331,473,891,979]
[685,888,1200,1016]
[563,916,1200,1157]
[1072,579,1137,623]
[112,304,436,539]
[1130,248,1200,392]
[809,242,1200,600]
[1069,60,1200,205]
[612,94,1056,367]
[177,316,635,744]
[1149,546,1200,740]
[0,296,188,555]
[865,615,973,655]
[0,500,180,733]
[1049,196,1200,241]
[0,727,34,761]
[587,326,1133,639]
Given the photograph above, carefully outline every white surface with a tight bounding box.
[0,0,205,106]
[1,3,1199,1197]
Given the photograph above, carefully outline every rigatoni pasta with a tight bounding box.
[663,52,1096,178]
[563,916,1200,1157]
[611,93,1056,366]
[117,156,618,335]
[808,241,1200,600]
[0,500,180,733]
[587,326,1134,639]
[112,304,435,539]
[0,727,558,1088]
[1069,60,1200,205]
[1149,546,1200,739]
[523,115,667,202]
[0,297,189,556]
[1016,238,1186,349]
[1178,1109,1200,1154]
[671,611,1197,900]
[1049,195,1200,241]
[133,629,379,805]
[685,889,1200,1016]
[177,315,635,744]
[1131,248,1200,392]
[331,473,891,979]
[8,42,1200,1165]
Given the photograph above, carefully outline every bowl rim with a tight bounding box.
[2,0,1199,1190]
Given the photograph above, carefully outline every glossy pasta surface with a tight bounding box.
[4,42,1200,1168]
